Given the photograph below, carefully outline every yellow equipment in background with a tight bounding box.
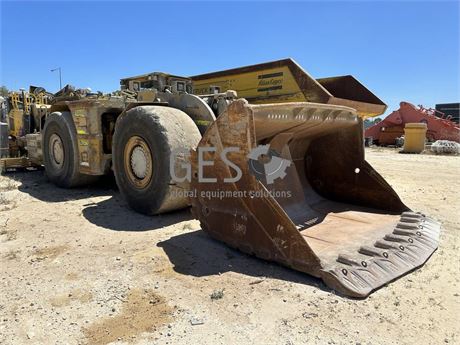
[7,87,51,138]
[0,87,51,171]
[192,58,386,118]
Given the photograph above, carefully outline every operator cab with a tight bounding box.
[120,71,237,121]
[120,72,193,94]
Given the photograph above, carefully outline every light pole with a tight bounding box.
[50,67,62,90]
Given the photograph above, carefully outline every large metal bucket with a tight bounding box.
[190,100,440,297]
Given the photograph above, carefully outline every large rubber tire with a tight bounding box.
[112,106,202,215]
[43,111,97,187]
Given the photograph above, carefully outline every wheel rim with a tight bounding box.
[49,133,64,169]
[124,136,153,189]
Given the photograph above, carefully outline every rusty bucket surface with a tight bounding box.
[190,100,440,298]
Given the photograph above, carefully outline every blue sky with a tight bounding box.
[1,1,459,117]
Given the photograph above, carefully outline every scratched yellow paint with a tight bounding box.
[193,66,306,104]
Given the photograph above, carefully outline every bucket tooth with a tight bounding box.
[400,216,420,223]
[384,234,411,242]
[394,228,417,236]
[375,240,401,250]
[401,211,424,219]
[359,246,385,257]
[397,222,419,230]
[337,254,361,266]
[190,99,441,298]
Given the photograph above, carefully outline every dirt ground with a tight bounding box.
[0,147,459,345]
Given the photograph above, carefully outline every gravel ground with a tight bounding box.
[0,147,459,345]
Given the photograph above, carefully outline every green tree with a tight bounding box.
[0,86,8,97]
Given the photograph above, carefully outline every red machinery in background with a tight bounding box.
[365,101,460,145]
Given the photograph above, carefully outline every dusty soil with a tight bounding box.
[0,148,459,345]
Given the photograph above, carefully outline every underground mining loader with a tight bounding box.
[189,99,440,297]
[2,63,439,297]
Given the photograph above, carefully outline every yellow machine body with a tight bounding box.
[192,58,387,118]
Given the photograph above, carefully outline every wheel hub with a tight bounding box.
[130,146,148,179]
[49,133,64,168]
[123,136,153,189]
